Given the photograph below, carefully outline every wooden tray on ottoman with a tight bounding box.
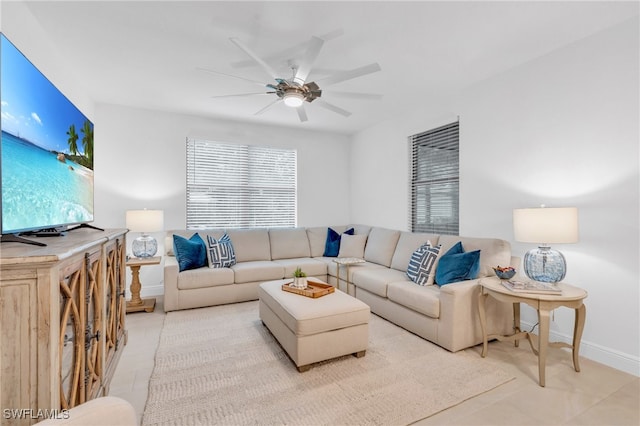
[281,280,335,298]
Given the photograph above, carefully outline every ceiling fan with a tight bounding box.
[199,35,382,122]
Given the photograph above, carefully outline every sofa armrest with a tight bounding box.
[164,256,179,312]
[437,277,513,352]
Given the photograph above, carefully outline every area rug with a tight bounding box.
[142,301,513,425]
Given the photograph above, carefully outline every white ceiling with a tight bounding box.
[23,1,639,135]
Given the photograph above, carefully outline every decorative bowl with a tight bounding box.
[493,267,516,280]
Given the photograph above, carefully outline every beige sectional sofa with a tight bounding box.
[164,225,515,352]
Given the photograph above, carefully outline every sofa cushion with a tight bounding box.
[338,234,367,258]
[177,266,234,290]
[364,227,401,267]
[231,261,284,284]
[438,235,511,279]
[387,281,440,318]
[269,228,311,260]
[306,226,347,257]
[272,258,328,278]
[323,227,354,257]
[325,259,384,279]
[226,228,271,262]
[390,232,440,271]
[352,267,407,298]
[173,233,207,272]
[206,233,236,268]
[435,242,481,286]
[406,243,441,286]
[306,227,327,258]
[348,224,372,236]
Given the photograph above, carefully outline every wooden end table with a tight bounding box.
[126,256,161,313]
[478,276,587,387]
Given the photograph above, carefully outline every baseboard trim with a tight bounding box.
[521,320,639,377]
[132,283,164,299]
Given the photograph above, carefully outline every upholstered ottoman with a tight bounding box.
[258,279,370,372]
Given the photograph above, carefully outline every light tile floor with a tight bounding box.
[110,298,639,425]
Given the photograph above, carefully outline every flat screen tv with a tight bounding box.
[1,33,95,245]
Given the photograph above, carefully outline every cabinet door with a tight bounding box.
[104,238,125,369]
[84,250,103,400]
[0,274,37,424]
[58,258,85,409]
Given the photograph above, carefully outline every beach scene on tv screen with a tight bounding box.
[1,34,94,233]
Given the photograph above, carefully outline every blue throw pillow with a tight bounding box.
[206,233,236,268]
[435,241,481,286]
[443,241,464,256]
[323,227,354,257]
[173,233,207,272]
[406,243,441,286]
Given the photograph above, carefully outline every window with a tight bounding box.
[409,121,459,235]
[186,139,297,229]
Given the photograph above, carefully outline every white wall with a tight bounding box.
[350,18,639,375]
[94,104,351,296]
[1,1,95,121]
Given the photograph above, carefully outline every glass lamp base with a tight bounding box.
[523,246,566,283]
[132,235,158,258]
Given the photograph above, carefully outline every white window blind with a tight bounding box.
[409,121,459,235]
[186,139,297,229]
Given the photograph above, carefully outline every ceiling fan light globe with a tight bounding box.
[283,92,305,107]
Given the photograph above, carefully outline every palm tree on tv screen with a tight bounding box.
[81,120,93,169]
[66,124,79,156]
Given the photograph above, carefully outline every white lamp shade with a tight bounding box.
[126,209,164,233]
[513,207,578,244]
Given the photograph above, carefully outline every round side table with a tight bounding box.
[478,276,587,387]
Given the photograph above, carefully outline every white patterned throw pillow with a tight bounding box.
[406,242,441,286]
[206,233,236,268]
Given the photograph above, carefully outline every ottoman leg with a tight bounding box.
[297,364,312,373]
[353,350,366,358]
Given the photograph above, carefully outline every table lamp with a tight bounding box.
[126,209,164,258]
[513,206,578,283]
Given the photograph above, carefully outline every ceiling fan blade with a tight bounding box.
[315,100,352,117]
[196,67,266,87]
[293,36,324,85]
[318,28,344,41]
[323,91,383,100]
[229,37,279,80]
[296,105,308,122]
[254,98,281,116]
[210,92,275,99]
[316,63,381,87]
[231,29,344,69]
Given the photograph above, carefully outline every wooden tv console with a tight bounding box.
[0,228,128,425]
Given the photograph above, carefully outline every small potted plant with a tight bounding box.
[292,267,307,289]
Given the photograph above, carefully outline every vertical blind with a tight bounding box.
[409,121,459,235]
[186,139,297,229]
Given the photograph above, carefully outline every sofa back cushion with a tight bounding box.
[306,226,350,257]
[390,232,441,272]
[348,224,372,236]
[437,235,511,278]
[269,228,311,260]
[364,227,401,267]
[225,228,271,262]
